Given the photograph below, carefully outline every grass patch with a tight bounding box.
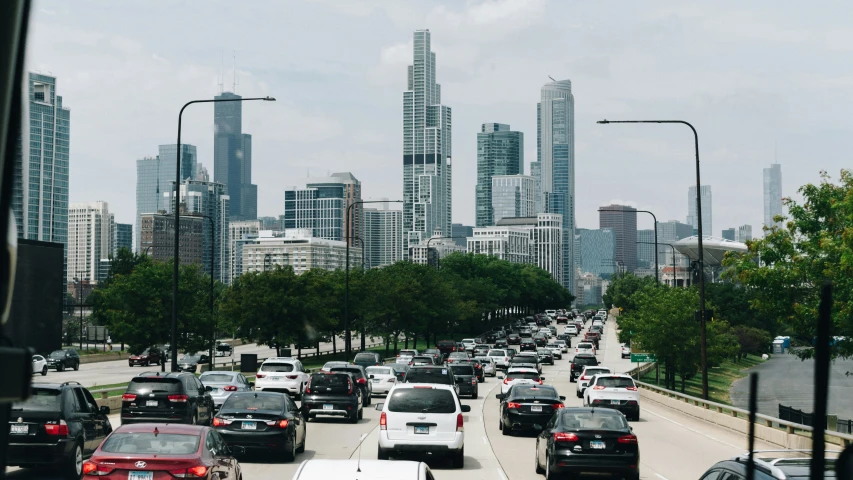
[640,355,765,404]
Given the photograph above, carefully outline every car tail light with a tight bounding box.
[471,379,477,385]
[507,402,522,409]
[44,420,69,436]
[503,378,512,384]
[626,386,638,391]
[169,465,208,477]
[553,432,579,443]
[223,386,238,392]
[82,461,113,476]
[212,417,232,427]
[305,378,312,394]
[255,374,266,379]
[618,434,638,444]
[396,354,400,357]
[277,419,289,428]
[357,377,366,385]
[380,412,387,430]
[553,403,565,409]
[347,379,353,395]
[121,393,137,402]
[168,394,189,403]
[387,378,396,382]
[456,413,464,432]
[592,385,605,390]
[286,375,299,379]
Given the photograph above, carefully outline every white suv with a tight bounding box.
[583,373,641,421]
[487,349,511,369]
[377,384,470,468]
[575,342,596,356]
[254,357,310,398]
[576,366,612,398]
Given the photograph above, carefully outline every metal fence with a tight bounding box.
[778,404,813,426]
[838,418,853,434]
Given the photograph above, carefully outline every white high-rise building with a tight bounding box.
[467,226,531,264]
[763,163,783,230]
[736,224,753,243]
[687,185,712,236]
[491,175,535,225]
[403,30,452,259]
[229,220,260,282]
[494,214,563,284]
[67,201,115,284]
[364,207,403,268]
[242,230,361,275]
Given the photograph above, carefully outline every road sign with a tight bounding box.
[631,353,657,363]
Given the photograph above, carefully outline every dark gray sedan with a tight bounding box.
[200,371,254,409]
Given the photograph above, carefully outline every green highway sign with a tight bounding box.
[631,353,657,363]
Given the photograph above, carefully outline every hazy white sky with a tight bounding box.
[27,0,853,234]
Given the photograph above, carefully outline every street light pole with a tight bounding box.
[346,236,368,350]
[172,95,275,371]
[599,208,658,283]
[597,119,708,399]
[197,215,216,371]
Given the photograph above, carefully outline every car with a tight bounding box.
[291,459,435,480]
[376,383,470,468]
[597,309,608,318]
[366,366,398,396]
[584,332,601,349]
[484,332,498,344]
[499,368,544,394]
[507,333,522,345]
[534,407,639,480]
[330,365,373,405]
[494,338,509,348]
[583,374,641,420]
[215,342,234,357]
[556,315,569,324]
[537,348,555,365]
[472,344,491,357]
[509,352,541,373]
[545,343,563,360]
[352,351,384,368]
[545,309,557,318]
[575,342,596,356]
[82,423,243,479]
[199,371,254,409]
[474,356,497,377]
[553,339,569,353]
[548,325,557,336]
[31,354,47,376]
[211,390,306,459]
[497,384,565,436]
[622,343,632,359]
[176,352,210,373]
[301,371,364,423]
[45,348,80,372]
[505,347,518,358]
[8,381,112,477]
[565,324,579,336]
[698,453,839,480]
[389,363,410,382]
[128,346,164,367]
[576,366,612,397]
[321,361,350,372]
[487,349,511,369]
[422,348,443,363]
[255,357,311,398]
[404,365,458,396]
[519,337,536,352]
[121,371,215,425]
[463,359,486,382]
[435,339,459,359]
[410,355,437,366]
[569,353,600,382]
[396,349,418,364]
[446,351,470,364]
[460,338,477,353]
[448,363,478,398]
[533,334,549,347]
[538,327,552,338]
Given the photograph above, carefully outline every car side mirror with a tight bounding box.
[461,405,471,413]
[205,386,213,392]
[495,394,505,400]
[369,375,374,379]
[248,381,254,387]
[540,376,545,380]
[559,396,566,401]
[99,406,110,415]
[374,403,384,411]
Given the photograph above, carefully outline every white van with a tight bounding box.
[291,460,435,480]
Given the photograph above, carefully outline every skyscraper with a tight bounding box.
[763,163,783,230]
[364,207,403,268]
[530,161,542,214]
[475,123,523,227]
[599,204,637,272]
[538,79,575,291]
[213,92,257,221]
[491,175,535,225]
[13,73,70,245]
[403,30,452,257]
[576,228,616,278]
[283,173,361,243]
[736,224,753,242]
[115,223,133,253]
[687,185,712,236]
[637,229,655,269]
[135,144,197,249]
[657,220,693,268]
[721,228,735,241]
[67,202,114,284]
[228,220,260,282]
[450,223,473,248]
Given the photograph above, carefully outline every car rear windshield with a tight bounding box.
[506,372,540,380]
[100,433,201,455]
[449,365,474,375]
[330,367,365,379]
[412,356,433,362]
[510,386,558,399]
[405,368,452,384]
[585,368,611,375]
[578,343,593,348]
[200,374,235,383]
[366,367,392,376]
[12,388,61,412]
[48,351,66,358]
[559,411,628,430]
[387,388,456,413]
[354,353,376,361]
[488,350,506,356]
[436,340,455,346]
[573,356,598,366]
[216,344,232,351]
[310,373,351,390]
[260,362,294,373]
[595,377,636,388]
[127,378,182,394]
[222,394,285,411]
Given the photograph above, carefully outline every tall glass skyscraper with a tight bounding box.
[214,92,257,221]
[283,172,362,243]
[364,207,403,268]
[763,163,783,230]
[403,30,452,257]
[537,80,575,291]
[475,123,523,227]
[135,144,197,250]
[687,185,712,236]
[491,175,535,225]
[599,204,637,273]
[115,223,133,253]
[576,228,616,278]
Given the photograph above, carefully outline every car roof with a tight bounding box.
[392,383,455,391]
[132,372,189,379]
[115,423,207,435]
[293,459,425,478]
[200,371,238,377]
[574,353,596,359]
[507,367,538,374]
[263,357,299,363]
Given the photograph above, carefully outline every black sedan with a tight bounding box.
[507,333,522,345]
[519,338,537,352]
[497,384,564,436]
[213,391,307,461]
[177,353,210,373]
[535,407,639,480]
[537,348,555,366]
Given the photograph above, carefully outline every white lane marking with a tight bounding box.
[643,406,743,449]
[497,468,509,480]
[656,474,670,480]
[482,435,488,445]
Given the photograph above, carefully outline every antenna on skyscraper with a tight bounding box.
[218,50,224,94]
[232,50,239,93]
[548,75,556,82]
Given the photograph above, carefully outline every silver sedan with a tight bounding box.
[199,371,254,409]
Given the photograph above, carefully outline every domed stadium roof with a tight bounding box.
[673,235,748,266]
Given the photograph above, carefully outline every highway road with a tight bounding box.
[9,317,772,479]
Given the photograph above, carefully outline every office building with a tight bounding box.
[687,185,713,236]
[538,79,575,291]
[284,173,361,244]
[136,144,198,250]
[258,216,280,231]
[139,212,204,266]
[576,228,616,278]
[657,220,693,268]
[451,223,473,247]
[530,161,542,214]
[736,224,753,243]
[229,220,260,282]
[213,92,257,221]
[364,207,403,268]
[409,230,466,266]
[763,163,783,230]
[67,202,115,284]
[577,272,605,307]
[721,228,735,241]
[637,229,656,269]
[403,30,452,258]
[475,123,523,227]
[495,214,563,283]
[491,175,535,225]
[242,229,361,275]
[599,205,637,272]
[467,226,531,264]
[115,223,133,253]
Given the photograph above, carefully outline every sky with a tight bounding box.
[26,0,853,235]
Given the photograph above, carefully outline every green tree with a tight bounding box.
[601,273,657,313]
[732,325,772,359]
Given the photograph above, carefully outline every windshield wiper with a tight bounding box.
[420,406,451,413]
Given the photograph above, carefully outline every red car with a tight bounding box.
[82,423,242,479]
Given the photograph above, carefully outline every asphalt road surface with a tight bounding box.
[9,318,774,479]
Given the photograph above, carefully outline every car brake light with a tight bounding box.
[553,403,565,409]
[456,413,464,432]
[44,420,69,436]
[387,378,396,382]
[507,402,522,409]
[255,374,266,379]
[82,461,113,476]
[538,379,543,385]
[169,465,208,477]
[380,412,387,430]
[618,434,638,444]
[277,419,289,428]
[223,386,238,392]
[592,385,605,390]
[168,394,189,403]
[121,393,137,402]
[553,432,579,442]
[471,379,477,385]
[626,386,638,391]
[347,379,353,395]
[212,417,232,427]
[286,375,298,379]
[356,377,366,385]
[305,378,312,394]
[503,378,512,384]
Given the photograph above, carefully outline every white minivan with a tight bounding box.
[376,384,470,468]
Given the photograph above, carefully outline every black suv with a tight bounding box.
[569,354,600,382]
[404,365,459,396]
[330,365,373,406]
[301,371,364,423]
[45,349,80,372]
[8,381,112,478]
[352,351,384,368]
[120,371,215,425]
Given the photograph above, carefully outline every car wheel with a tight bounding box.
[57,363,65,372]
[365,391,371,406]
[348,409,358,424]
[191,412,198,425]
[377,446,390,460]
[451,447,464,468]
[576,390,582,398]
[545,454,559,480]
[282,432,297,462]
[502,422,511,436]
[534,441,544,474]
[73,361,79,371]
[41,366,47,376]
[60,441,83,479]
[357,408,363,420]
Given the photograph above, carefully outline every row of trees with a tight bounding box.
[90,250,574,355]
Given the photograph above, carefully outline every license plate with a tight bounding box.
[590,440,606,449]
[611,399,620,405]
[373,378,380,383]
[10,424,27,434]
[146,400,158,407]
[129,472,154,480]
[414,425,429,434]
[242,421,256,430]
[272,377,280,381]
[530,405,542,412]
[323,404,333,410]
